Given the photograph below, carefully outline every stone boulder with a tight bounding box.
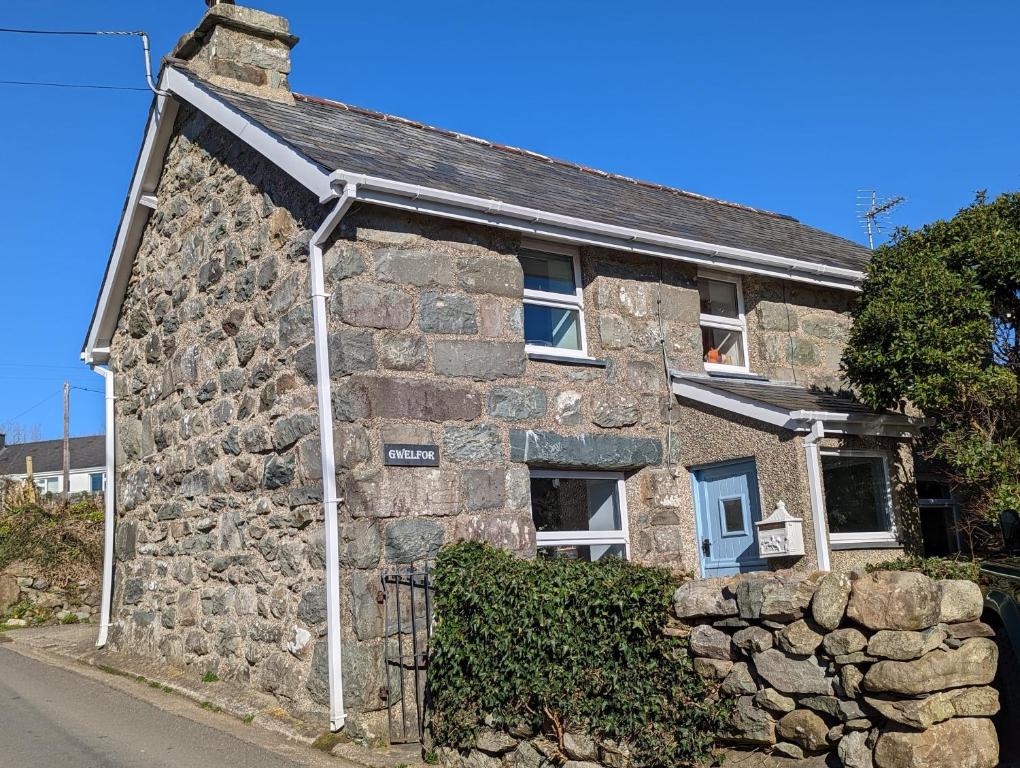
[811,571,852,631]
[720,695,776,746]
[847,571,940,631]
[0,573,20,613]
[733,625,774,654]
[776,709,829,753]
[689,624,734,660]
[935,579,983,624]
[752,649,835,695]
[866,626,947,661]
[776,619,824,655]
[948,686,1000,717]
[864,692,957,730]
[760,578,818,622]
[863,637,997,695]
[838,729,874,768]
[822,627,868,657]
[673,580,737,619]
[873,717,997,768]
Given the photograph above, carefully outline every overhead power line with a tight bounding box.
[0,79,148,92]
[6,390,63,423]
[0,27,164,95]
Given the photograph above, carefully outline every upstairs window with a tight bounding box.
[530,470,629,561]
[519,241,587,358]
[699,272,749,372]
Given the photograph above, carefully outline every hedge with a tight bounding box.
[866,554,980,582]
[426,542,728,767]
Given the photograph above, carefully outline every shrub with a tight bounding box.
[867,554,980,582]
[426,542,728,767]
[0,495,103,586]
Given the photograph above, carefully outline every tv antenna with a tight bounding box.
[857,190,905,250]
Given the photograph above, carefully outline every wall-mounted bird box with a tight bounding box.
[756,501,805,558]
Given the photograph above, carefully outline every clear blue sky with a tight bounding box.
[1,1,1018,440]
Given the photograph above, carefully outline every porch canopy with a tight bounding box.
[670,371,925,438]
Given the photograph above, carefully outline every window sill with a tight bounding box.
[527,351,607,368]
[830,538,903,551]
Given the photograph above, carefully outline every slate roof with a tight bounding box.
[0,436,106,476]
[176,66,871,274]
[672,372,882,416]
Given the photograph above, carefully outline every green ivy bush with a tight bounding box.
[426,542,729,767]
[867,554,980,582]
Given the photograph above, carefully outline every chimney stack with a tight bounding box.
[170,3,298,103]
[0,433,5,449]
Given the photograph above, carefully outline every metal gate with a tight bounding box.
[381,564,435,744]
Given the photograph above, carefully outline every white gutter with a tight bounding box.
[309,182,358,731]
[92,365,116,648]
[329,171,865,291]
[803,419,831,571]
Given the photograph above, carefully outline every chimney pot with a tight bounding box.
[171,4,298,103]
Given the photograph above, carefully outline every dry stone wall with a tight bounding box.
[677,569,998,768]
[0,567,98,624]
[438,570,998,768]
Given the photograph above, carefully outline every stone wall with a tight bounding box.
[0,566,98,624]
[107,104,334,716]
[438,570,999,768]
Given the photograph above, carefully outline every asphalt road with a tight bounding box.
[0,645,337,768]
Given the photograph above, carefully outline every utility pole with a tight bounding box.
[63,380,70,502]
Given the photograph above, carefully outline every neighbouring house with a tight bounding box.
[80,3,926,734]
[0,434,106,495]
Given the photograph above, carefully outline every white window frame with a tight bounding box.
[820,449,898,546]
[89,472,107,493]
[520,239,589,360]
[530,469,630,558]
[698,269,751,374]
[35,475,60,494]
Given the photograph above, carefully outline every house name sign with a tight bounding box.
[383,443,440,467]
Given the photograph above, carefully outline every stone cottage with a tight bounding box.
[81,3,924,733]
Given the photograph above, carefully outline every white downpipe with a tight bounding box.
[803,419,831,571]
[92,365,116,648]
[309,183,359,731]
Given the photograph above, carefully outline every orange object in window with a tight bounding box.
[705,347,722,364]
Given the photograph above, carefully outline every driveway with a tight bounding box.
[0,643,340,768]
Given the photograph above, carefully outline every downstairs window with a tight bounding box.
[529,470,629,561]
[821,451,897,545]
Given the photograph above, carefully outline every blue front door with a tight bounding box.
[694,459,766,577]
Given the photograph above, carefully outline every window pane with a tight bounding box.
[530,477,622,534]
[699,278,739,318]
[90,473,104,492]
[822,455,890,534]
[722,498,745,534]
[524,304,582,350]
[538,544,626,562]
[702,326,745,366]
[519,250,576,295]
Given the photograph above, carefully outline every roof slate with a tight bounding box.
[0,436,106,476]
[178,67,871,274]
[672,372,881,416]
